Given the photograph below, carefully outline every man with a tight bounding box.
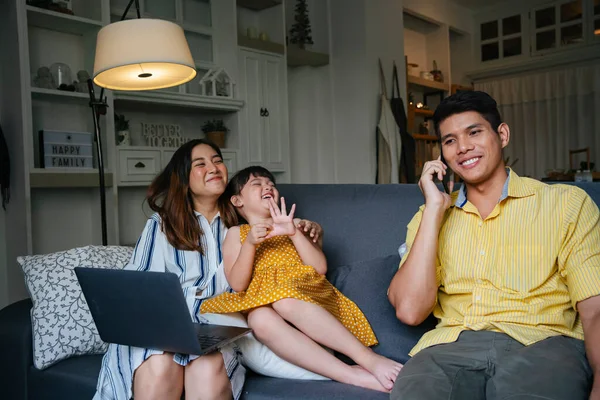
[388,90,600,400]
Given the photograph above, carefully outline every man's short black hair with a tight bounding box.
[433,90,503,137]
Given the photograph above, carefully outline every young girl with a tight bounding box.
[201,166,402,392]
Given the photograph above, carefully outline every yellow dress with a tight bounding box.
[201,224,378,347]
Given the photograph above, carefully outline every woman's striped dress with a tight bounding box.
[93,212,246,400]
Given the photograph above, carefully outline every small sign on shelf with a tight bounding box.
[39,130,93,169]
[142,123,188,147]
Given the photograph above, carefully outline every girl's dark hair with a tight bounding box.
[146,138,225,252]
[221,166,276,228]
[433,90,503,137]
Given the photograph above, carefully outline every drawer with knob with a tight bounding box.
[118,149,161,184]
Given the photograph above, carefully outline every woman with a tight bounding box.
[93,139,322,400]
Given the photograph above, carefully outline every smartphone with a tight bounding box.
[440,145,453,195]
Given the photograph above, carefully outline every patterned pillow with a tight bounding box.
[17,245,133,370]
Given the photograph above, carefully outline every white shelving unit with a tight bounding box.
[1,0,254,257]
[113,91,245,111]
[0,0,303,264]
[13,0,116,255]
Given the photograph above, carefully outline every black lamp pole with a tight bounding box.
[86,0,141,246]
[87,80,108,246]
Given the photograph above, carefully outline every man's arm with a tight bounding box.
[577,295,600,399]
[388,207,443,325]
[388,158,453,326]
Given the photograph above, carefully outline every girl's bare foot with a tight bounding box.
[347,365,390,393]
[361,353,403,391]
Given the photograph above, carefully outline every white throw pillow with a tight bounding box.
[18,245,133,369]
[200,312,330,380]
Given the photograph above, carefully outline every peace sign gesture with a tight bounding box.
[266,197,297,238]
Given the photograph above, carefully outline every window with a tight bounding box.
[480,14,523,62]
[532,0,583,53]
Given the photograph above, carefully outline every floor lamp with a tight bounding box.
[88,0,197,245]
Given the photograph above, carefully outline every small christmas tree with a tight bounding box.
[289,0,313,49]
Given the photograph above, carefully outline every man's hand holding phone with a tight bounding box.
[418,156,454,212]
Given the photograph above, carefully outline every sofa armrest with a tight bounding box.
[0,299,33,400]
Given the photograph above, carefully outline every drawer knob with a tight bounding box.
[134,162,146,168]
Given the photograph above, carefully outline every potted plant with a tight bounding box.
[114,113,130,146]
[201,119,229,148]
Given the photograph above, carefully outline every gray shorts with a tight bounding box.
[391,331,592,400]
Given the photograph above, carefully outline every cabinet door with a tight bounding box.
[261,53,287,172]
[239,49,265,165]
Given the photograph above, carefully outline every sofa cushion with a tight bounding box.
[28,355,102,400]
[242,373,388,400]
[329,254,436,364]
[18,245,133,369]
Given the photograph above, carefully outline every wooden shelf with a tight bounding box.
[412,134,439,141]
[31,87,89,101]
[407,75,449,92]
[287,46,330,67]
[451,84,474,94]
[30,169,113,188]
[26,5,103,35]
[113,91,244,112]
[238,35,285,55]
[411,106,434,117]
[236,0,282,11]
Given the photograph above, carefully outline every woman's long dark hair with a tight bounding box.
[146,139,226,252]
[220,166,276,228]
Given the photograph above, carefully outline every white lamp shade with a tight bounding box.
[93,19,196,91]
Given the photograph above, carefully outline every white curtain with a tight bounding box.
[475,62,600,179]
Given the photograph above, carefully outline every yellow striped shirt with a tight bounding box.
[400,169,600,356]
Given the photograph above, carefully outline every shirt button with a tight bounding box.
[480,250,485,256]
[475,295,481,301]
[477,279,483,284]
[478,221,483,227]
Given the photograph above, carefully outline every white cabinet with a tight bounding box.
[118,147,238,186]
[238,49,289,173]
[118,149,161,184]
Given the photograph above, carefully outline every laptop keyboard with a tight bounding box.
[198,334,225,349]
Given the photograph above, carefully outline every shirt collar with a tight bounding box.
[453,168,534,209]
[194,210,221,225]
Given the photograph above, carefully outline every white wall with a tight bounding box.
[1,0,30,305]
[325,0,407,183]
[327,0,371,183]
[288,67,336,183]
[404,28,428,75]
[403,0,474,33]
[286,0,337,183]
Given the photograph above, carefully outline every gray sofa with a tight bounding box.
[1,182,598,400]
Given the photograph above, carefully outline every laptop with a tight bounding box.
[75,267,251,356]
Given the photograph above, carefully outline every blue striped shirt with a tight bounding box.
[93,212,245,400]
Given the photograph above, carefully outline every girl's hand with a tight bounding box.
[247,223,271,245]
[295,219,323,244]
[266,197,296,238]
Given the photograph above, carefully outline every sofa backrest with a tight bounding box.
[278,182,600,270]
[277,184,424,269]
